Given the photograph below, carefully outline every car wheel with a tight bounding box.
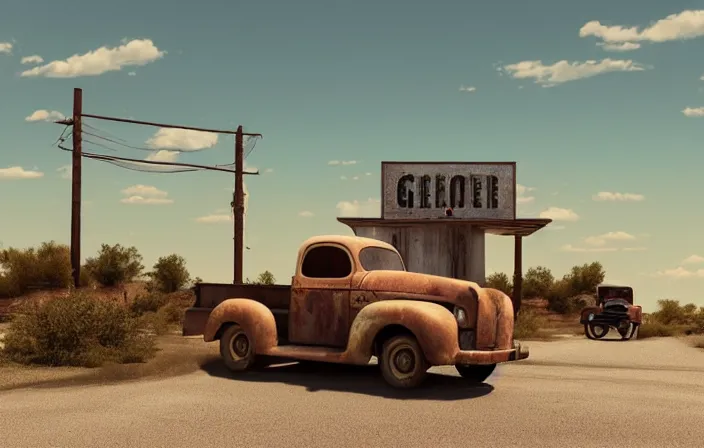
[379,334,429,389]
[219,324,255,372]
[455,364,496,383]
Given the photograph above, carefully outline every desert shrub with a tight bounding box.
[513,308,546,339]
[130,293,168,316]
[84,243,144,287]
[148,254,191,293]
[690,336,704,349]
[637,322,679,339]
[522,266,554,299]
[485,272,512,296]
[245,270,276,285]
[0,241,73,297]
[1,292,156,367]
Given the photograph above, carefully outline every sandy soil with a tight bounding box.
[0,333,220,391]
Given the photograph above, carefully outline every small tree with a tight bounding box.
[523,266,554,299]
[149,254,191,293]
[563,262,605,297]
[84,244,144,287]
[485,272,512,296]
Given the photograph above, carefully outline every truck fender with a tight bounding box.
[202,298,278,353]
[346,300,459,366]
[579,306,601,324]
[628,305,643,324]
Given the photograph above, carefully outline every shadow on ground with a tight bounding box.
[199,358,494,401]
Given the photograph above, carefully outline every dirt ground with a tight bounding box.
[0,332,220,391]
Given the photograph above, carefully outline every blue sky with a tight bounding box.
[2,0,704,311]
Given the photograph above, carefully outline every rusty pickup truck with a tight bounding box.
[183,235,529,389]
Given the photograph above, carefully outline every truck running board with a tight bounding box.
[265,345,347,364]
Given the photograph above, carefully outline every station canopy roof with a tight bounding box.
[337,217,552,237]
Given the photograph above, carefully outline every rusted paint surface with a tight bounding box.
[202,299,278,353]
[344,300,460,365]
[288,288,350,347]
[485,288,515,350]
[195,283,291,309]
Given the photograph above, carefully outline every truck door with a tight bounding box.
[289,243,352,348]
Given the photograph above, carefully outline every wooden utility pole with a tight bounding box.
[70,88,83,289]
[512,235,523,318]
[233,125,244,284]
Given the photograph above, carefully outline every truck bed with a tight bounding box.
[183,282,291,338]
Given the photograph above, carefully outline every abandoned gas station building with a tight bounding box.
[338,162,552,314]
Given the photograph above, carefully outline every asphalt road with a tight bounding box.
[2,336,704,448]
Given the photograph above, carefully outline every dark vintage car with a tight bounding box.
[579,284,642,340]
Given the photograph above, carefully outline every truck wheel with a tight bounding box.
[379,334,429,389]
[455,364,496,383]
[220,324,255,372]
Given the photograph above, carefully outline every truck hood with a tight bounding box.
[356,270,479,304]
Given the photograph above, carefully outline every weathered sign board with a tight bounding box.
[381,162,516,220]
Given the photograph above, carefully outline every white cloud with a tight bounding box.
[264,168,274,173]
[57,165,71,179]
[584,231,636,246]
[459,85,477,93]
[654,266,704,279]
[145,150,179,163]
[682,107,704,117]
[683,255,704,264]
[539,206,579,221]
[25,109,65,122]
[596,42,641,52]
[120,184,173,205]
[580,10,704,45]
[196,214,232,223]
[352,176,359,181]
[516,184,535,204]
[0,42,12,54]
[365,172,372,176]
[545,225,566,231]
[120,196,173,205]
[561,244,618,253]
[502,59,646,85]
[20,39,165,78]
[21,55,44,64]
[128,71,136,76]
[328,160,357,166]
[340,176,347,180]
[0,166,44,179]
[623,247,647,252]
[592,191,645,202]
[336,198,381,217]
[146,128,218,151]
[298,211,314,217]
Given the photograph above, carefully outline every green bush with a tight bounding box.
[485,272,512,296]
[149,254,191,293]
[84,244,144,287]
[0,241,73,298]
[130,293,168,316]
[637,322,679,339]
[1,292,156,367]
[522,266,554,299]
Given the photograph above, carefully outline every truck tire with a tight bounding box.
[220,324,255,372]
[455,364,496,383]
[379,334,429,389]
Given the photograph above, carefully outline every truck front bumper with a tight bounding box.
[454,340,529,365]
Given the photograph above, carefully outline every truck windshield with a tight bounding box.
[359,247,405,271]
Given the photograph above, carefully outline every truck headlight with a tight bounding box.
[588,313,595,322]
[453,306,468,326]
